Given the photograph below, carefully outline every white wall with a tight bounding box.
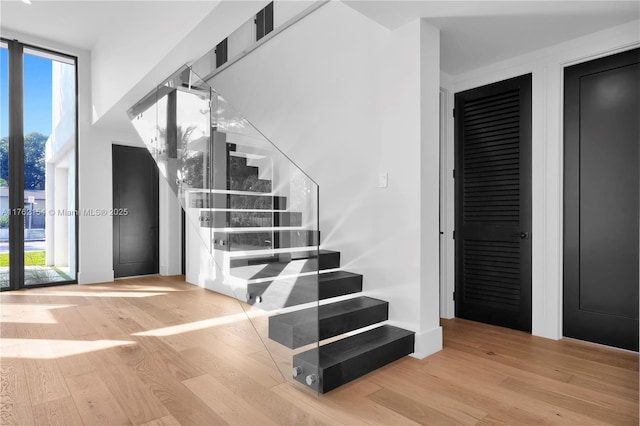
[227,19,256,60]
[46,59,76,272]
[90,1,223,122]
[202,1,442,357]
[441,20,640,340]
[159,177,182,276]
[274,1,314,27]
[66,148,76,276]
[418,21,443,355]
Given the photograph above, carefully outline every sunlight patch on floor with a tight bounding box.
[133,312,253,337]
[0,303,75,324]
[0,338,136,359]
[4,290,168,298]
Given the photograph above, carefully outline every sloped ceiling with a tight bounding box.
[0,1,221,52]
[343,1,640,75]
[0,0,269,127]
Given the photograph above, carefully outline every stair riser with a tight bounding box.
[214,230,319,251]
[293,332,415,393]
[228,155,272,193]
[189,193,287,210]
[199,211,302,228]
[319,274,362,300]
[269,301,389,349]
[229,177,273,193]
[316,251,340,270]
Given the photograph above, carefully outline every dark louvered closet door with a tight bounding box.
[454,74,532,331]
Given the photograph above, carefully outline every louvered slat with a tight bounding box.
[462,89,520,224]
[463,240,521,308]
[461,88,522,307]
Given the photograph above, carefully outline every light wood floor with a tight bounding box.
[1,275,637,425]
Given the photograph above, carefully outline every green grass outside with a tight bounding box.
[0,250,46,267]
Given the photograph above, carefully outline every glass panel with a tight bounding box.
[0,43,8,288]
[129,65,321,395]
[23,49,76,285]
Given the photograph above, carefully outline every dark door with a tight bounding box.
[564,48,639,351]
[113,145,159,278]
[455,74,532,332]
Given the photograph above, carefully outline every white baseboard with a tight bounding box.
[77,269,114,284]
[411,325,443,359]
[159,265,182,276]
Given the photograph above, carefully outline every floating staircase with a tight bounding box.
[202,147,415,393]
[129,64,415,394]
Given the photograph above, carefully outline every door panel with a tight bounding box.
[564,48,639,351]
[113,145,159,278]
[455,74,532,332]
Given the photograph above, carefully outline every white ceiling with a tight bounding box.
[343,1,640,75]
[1,1,638,77]
[0,0,220,51]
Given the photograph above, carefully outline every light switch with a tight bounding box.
[379,172,388,188]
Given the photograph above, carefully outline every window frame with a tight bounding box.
[0,38,79,290]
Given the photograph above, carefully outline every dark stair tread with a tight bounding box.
[318,271,362,299]
[246,270,362,310]
[296,325,414,366]
[268,296,389,349]
[292,325,415,393]
[273,296,387,325]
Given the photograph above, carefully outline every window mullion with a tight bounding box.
[8,40,25,288]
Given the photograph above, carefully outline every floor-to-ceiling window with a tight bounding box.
[0,39,77,289]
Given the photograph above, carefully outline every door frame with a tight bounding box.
[439,87,455,319]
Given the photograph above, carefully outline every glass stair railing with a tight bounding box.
[128,65,321,394]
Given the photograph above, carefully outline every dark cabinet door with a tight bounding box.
[564,48,639,351]
[113,145,159,278]
[455,74,532,332]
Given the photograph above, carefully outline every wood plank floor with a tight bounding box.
[1,276,637,425]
